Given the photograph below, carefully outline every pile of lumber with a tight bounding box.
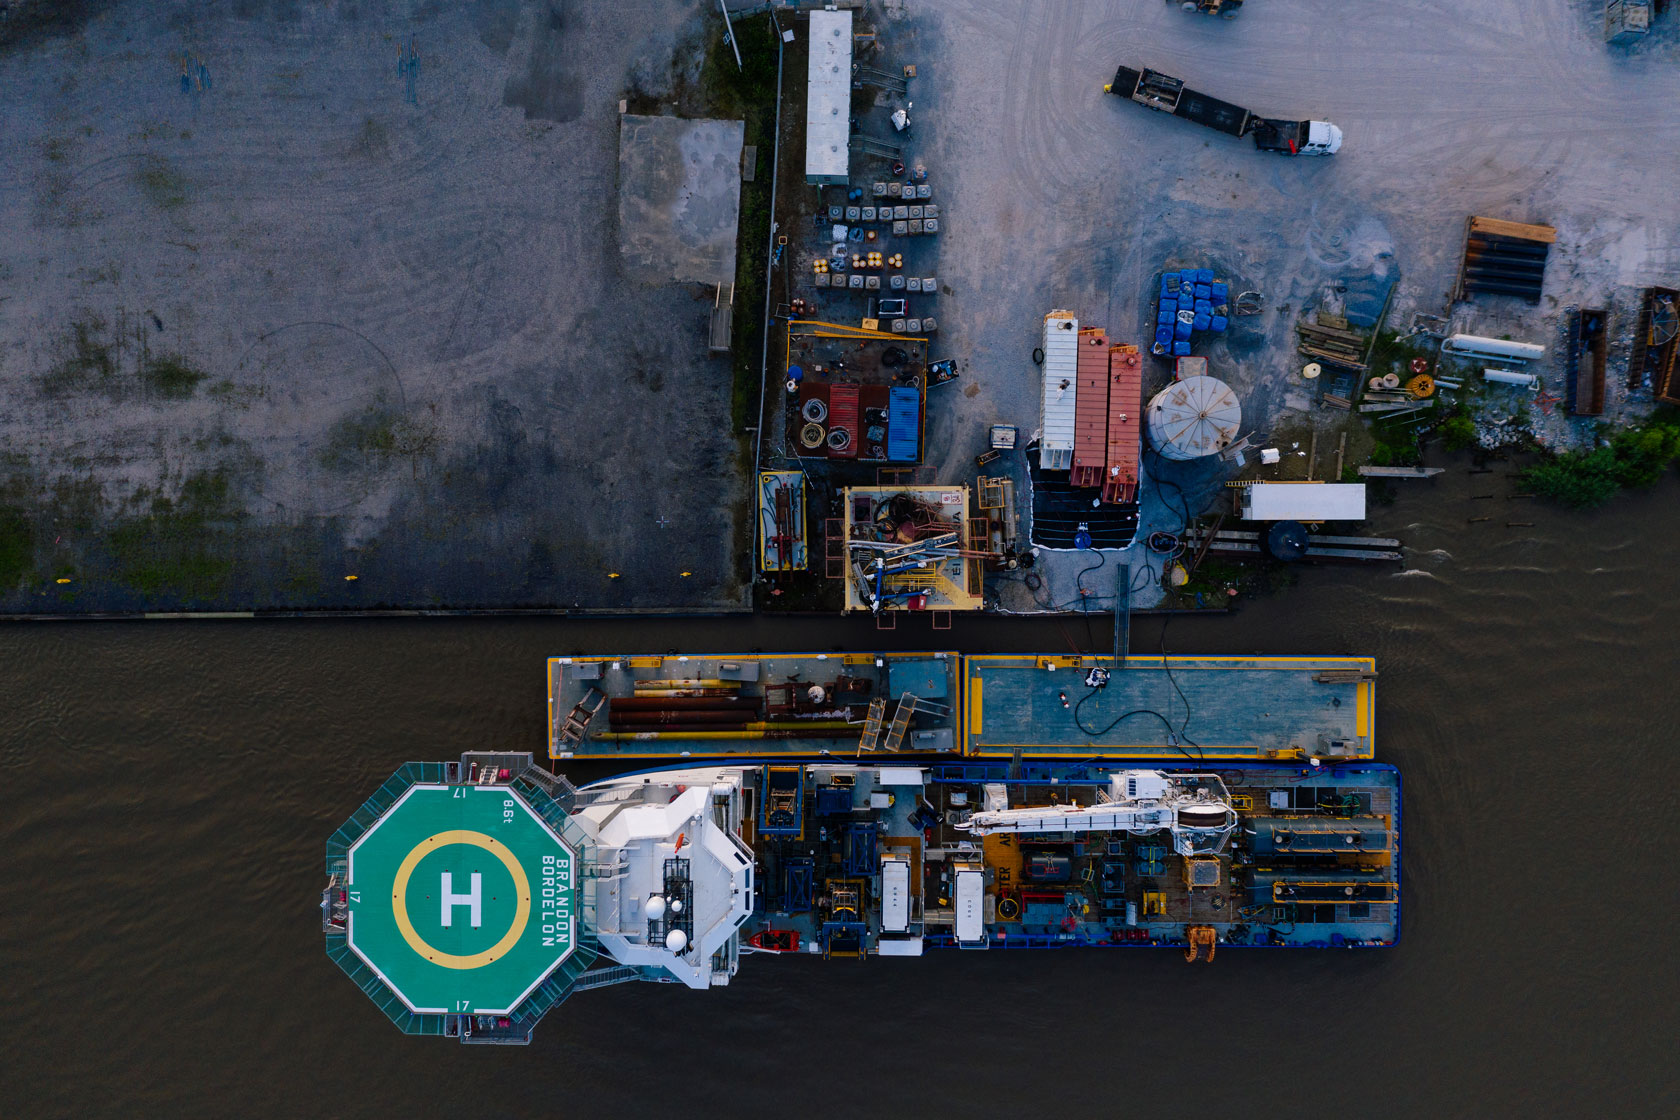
[1296,319,1367,372]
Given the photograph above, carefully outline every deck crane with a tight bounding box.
[955,770,1239,856]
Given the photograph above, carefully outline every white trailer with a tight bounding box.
[1241,482,1367,522]
[1039,310,1079,471]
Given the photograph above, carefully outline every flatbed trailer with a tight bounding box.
[1106,65,1341,155]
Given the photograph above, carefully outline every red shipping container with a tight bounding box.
[1069,328,1110,488]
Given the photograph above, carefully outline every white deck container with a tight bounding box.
[1040,310,1079,470]
[1241,482,1367,522]
[805,11,852,185]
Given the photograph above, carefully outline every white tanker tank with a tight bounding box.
[1441,334,1546,364]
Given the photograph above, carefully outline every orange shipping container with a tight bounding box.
[1102,345,1144,504]
[1070,328,1110,488]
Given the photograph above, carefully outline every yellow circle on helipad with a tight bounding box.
[391,830,531,970]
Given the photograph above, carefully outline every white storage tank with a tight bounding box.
[1146,374,1241,460]
[1039,310,1079,470]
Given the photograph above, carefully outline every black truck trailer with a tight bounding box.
[1105,66,1342,156]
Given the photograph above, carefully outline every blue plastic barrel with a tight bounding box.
[1194,283,1211,300]
[1192,313,1210,332]
[1177,293,1194,311]
[788,365,804,383]
[1211,282,1229,302]
[1157,308,1175,326]
[1155,326,1173,346]
[1173,341,1192,356]
[1210,315,1228,332]
[1174,321,1192,340]
[1195,268,1214,283]
[1193,299,1210,315]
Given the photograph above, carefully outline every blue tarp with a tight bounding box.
[887,386,919,461]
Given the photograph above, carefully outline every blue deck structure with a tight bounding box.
[965,654,1375,760]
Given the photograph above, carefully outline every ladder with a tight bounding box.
[856,697,887,754]
[852,64,907,94]
[850,135,904,159]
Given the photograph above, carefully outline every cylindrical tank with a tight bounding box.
[1146,374,1242,460]
[1442,333,1546,362]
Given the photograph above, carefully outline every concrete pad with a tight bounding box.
[0,0,749,614]
[617,115,745,286]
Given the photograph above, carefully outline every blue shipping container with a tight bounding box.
[887,386,919,461]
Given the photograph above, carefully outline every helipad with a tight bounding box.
[345,785,577,1015]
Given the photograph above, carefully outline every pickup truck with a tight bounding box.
[1105,65,1342,155]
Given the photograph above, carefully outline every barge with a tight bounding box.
[549,652,1376,761]
[322,751,1400,1044]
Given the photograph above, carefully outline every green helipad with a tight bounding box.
[346,785,577,1015]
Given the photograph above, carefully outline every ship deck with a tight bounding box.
[964,655,1375,760]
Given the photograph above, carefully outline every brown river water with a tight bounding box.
[3,464,1677,1118]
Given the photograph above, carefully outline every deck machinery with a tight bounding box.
[323,752,1400,1043]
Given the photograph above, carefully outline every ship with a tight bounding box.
[322,749,1400,1044]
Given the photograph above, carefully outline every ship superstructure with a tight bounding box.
[324,751,1399,1044]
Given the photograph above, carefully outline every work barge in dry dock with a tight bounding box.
[547,651,1376,761]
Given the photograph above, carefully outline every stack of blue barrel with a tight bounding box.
[1152,269,1230,357]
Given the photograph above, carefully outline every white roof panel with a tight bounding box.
[1243,483,1367,521]
[806,11,853,183]
[1040,312,1079,467]
[881,858,910,932]
[954,868,985,943]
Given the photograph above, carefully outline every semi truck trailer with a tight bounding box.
[1105,65,1342,156]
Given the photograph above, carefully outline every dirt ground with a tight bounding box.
[882,0,1680,610]
[0,0,751,613]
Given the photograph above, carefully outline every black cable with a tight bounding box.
[1072,687,1200,763]
[1157,614,1201,759]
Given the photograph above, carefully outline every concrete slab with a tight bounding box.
[617,115,745,286]
[0,0,749,614]
[891,0,1680,611]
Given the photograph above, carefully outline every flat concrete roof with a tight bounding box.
[617,115,745,286]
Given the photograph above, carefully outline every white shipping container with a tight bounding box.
[1040,311,1079,470]
[1241,482,1367,522]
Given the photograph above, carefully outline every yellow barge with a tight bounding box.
[548,652,1375,762]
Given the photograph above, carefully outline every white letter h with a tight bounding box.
[441,871,482,928]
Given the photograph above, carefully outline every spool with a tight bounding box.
[1381,372,1401,389]
[1302,362,1321,380]
[800,423,826,449]
[1368,377,1385,391]
[1406,374,1435,399]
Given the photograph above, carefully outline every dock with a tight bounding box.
[964,655,1375,760]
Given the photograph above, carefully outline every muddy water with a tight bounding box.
[3,464,1677,1118]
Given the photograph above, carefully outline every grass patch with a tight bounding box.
[0,509,34,589]
[106,469,243,599]
[134,155,188,209]
[142,354,206,399]
[1522,414,1680,509]
[697,15,780,433]
[1437,412,1477,452]
[42,317,117,395]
